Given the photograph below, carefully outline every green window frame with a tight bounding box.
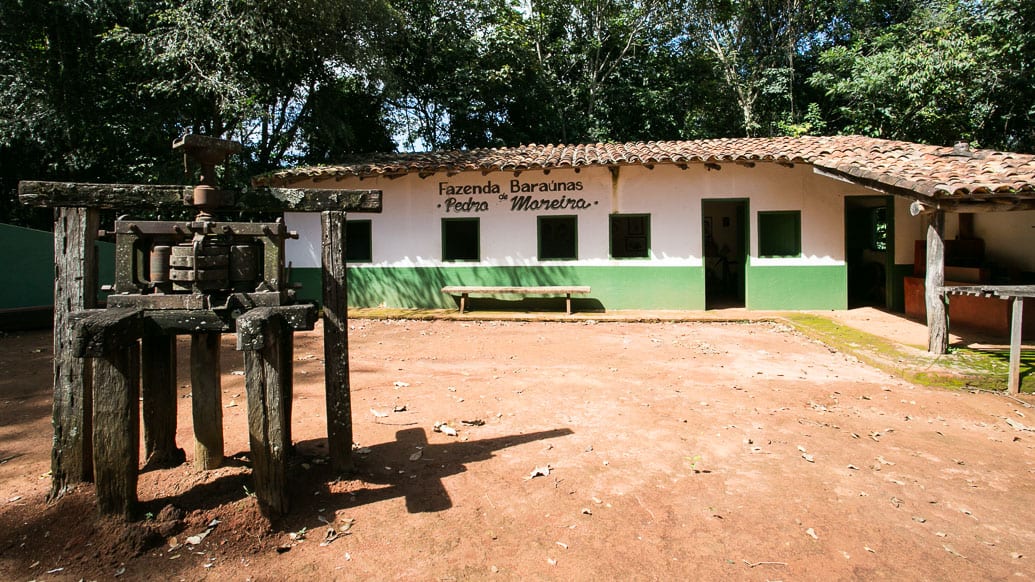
[442,217,480,261]
[609,214,651,259]
[757,211,801,258]
[345,220,372,263]
[538,215,578,260]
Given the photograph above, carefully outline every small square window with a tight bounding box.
[538,216,577,260]
[345,220,372,262]
[442,218,479,261]
[610,214,650,258]
[758,211,801,257]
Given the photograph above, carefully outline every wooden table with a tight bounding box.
[939,285,1035,394]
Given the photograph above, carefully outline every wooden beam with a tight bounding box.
[241,187,382,213]
[322,211,354,473]
[19,181,383,214]
[92,340,140,518]
[926,211,949,354]
[141,335,184,467]
[21,182,192,210]
[190,332,224,470]
[239,311,291,516]
[1009,298,1024,394]
[50,207,98,498]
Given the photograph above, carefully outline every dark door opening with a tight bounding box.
[845,196,894,308]
[703,199,747,309]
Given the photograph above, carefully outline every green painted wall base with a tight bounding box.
[0,223,115,310]
[290,265,707,310]
[746,264,848,310]
[288,263,849,311]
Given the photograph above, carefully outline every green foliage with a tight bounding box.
[2,0,1034,229]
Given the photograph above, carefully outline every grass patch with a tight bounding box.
[783,313,1034,393]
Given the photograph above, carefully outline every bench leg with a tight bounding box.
[566,294,572,315]
[460,293,468,314]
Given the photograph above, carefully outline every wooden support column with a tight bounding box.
[50,207,99,498]
[238,311,291,516]
[190,332,223,470]
[925,210,949,354]
[281,328,294,450]
[1009,297,1024,394]
[92,341,140,517]
[141,335,184,467]
[322,211,353,473]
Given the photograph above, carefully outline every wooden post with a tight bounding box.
[50,207,99,498]
[241,314,290,515]
[141,334,184,466]
[190,332,223,470]
[322,211,353,473]
[1009,297,1024,394]
[925,210,949,354]
[92,341,140,517]
[281,328,293,450]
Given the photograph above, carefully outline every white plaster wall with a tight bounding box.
[974,211,1035,272]
[894,195,923,265]
[284,163,897,270]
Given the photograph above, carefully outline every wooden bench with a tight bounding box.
[441,285,592,315]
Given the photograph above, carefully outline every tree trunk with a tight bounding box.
[925,211,948,353]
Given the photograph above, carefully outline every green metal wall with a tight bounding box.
[0,223,115,309]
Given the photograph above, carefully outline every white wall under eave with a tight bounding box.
[282,162,909,272]
[974,210,1035,273]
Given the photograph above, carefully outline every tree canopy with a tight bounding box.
[2,0,1033,225]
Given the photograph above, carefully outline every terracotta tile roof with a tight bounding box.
[254,136,1035,200]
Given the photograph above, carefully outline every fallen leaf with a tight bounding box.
[370,408,389,418]
[409,450,423,461]
[805,528,818,540]
[319,527,340,546]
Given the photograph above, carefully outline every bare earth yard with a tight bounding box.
[2,318,1035,580]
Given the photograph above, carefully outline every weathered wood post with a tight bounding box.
[1009,297,1024,394]
[925,210,949,354]
[321,210,353,473]
[238,309,291,515]
[141,334,184,466]
[93,340,140,518]
[50,207,98,497]
[191,332,224,469]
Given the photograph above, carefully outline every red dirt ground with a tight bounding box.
[2,317,1035,580]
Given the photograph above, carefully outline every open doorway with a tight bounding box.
[845,196,894,308]
[702,199,747,309]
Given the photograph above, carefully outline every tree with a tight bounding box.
[809,1,1004,147]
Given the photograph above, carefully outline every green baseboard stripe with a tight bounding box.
[290,265,707,310]
[746,264,847,310]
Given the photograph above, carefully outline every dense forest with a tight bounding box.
[1,0,1033,225]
